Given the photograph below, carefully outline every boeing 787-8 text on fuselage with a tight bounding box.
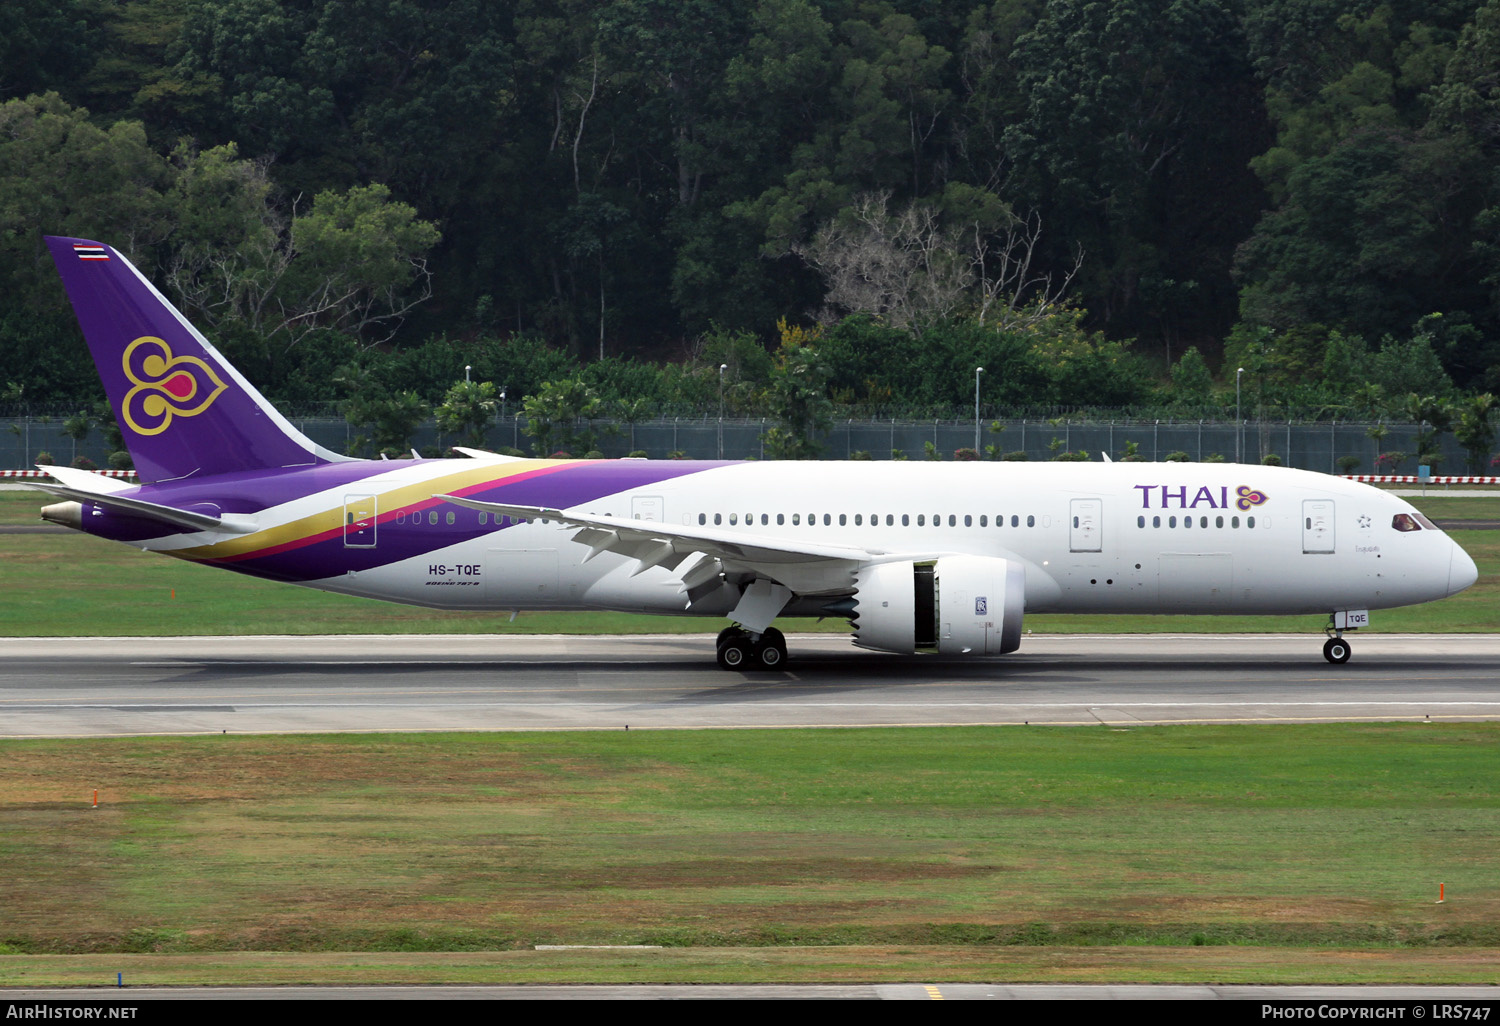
[33,236,1478,669]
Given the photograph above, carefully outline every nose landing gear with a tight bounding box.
[1323,613,1355,664]
[1322,635,1352,664]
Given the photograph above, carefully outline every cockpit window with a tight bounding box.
[1392,513,1422,532]
[1413,513,1438,531]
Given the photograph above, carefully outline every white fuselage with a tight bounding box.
[133,461,1471,621]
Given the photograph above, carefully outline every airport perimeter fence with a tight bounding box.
[1,412,1490,475]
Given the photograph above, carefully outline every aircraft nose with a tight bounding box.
[1448,542,1479,596]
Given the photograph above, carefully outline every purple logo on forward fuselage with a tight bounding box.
[1133,484,1269,510]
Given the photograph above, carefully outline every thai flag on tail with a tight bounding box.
[73,244,109,261]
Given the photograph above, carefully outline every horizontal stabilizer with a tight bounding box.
[40,464,134,496]
[32,470,253,534]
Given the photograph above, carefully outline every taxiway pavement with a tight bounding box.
[2,633,1498,737]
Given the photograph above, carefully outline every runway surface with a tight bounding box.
[3,633,1499,737]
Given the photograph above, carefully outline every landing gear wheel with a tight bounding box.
[717,637,752,671]
[754,632,788,669]
[717,625,747,647]
[1323,637,1351,664]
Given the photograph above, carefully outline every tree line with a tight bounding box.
[3,0,1500,464]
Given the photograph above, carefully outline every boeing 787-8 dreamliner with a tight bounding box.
[34,237,1478,669]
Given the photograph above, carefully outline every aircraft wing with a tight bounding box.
[434,493,900,595]
[451,446,529,462]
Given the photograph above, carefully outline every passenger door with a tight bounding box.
[1302,499,1335,554]
[1069,498,1102,553]
[343,495,377,548]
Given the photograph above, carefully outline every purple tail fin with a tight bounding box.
[45,236,354,483]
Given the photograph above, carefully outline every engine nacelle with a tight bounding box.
[848,556,1025,656]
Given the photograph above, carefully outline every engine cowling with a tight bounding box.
[847,556,1025,656]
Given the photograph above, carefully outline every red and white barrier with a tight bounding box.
[0,469,138,480]
[1342,475,1500,484]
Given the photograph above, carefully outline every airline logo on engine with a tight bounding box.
[121,336,228,436]
[1133,484,1269,511]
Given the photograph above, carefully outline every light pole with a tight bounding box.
[464,364,471,384]
[1235,367,1245,463]
[718,363,727,459]
[500,386,509,449]
[974,366,984,452]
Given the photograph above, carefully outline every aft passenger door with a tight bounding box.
[343,494,377,548]
[1302,499,1335,554]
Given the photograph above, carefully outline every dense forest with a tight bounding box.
[3,0,1500,462]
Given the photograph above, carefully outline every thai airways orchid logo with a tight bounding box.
[121,337,228,436]
[1235,485,1269,511]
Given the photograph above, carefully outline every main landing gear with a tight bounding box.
[716,625,788,671]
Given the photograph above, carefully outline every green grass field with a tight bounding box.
[1,725,1497,985]
[2,487,1495,637]
[4,487,1500,986]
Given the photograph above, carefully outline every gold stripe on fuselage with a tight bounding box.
[164,461,566,562]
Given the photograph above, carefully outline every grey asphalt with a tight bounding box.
[2,633,1498,737]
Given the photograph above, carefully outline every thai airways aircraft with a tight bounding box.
[35,236,1478,669]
